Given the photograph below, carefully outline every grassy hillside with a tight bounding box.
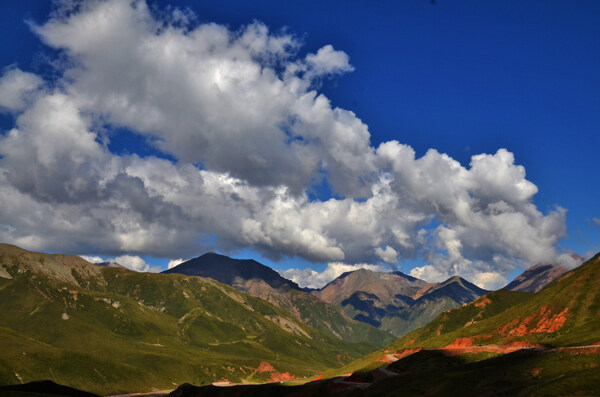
[326,253,600,378]
[0,244,382,395]
[164,255,395,346]
[164,253,600,396]
[390,252,600,350]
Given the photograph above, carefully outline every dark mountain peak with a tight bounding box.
[162,252,300,291]
[526,263,555,272]
[339,268,372,279]
[418,275,488,304]
[96,261,123,268]
[444,275,463,283]
[504,262,569,293]
[336,270,359,280]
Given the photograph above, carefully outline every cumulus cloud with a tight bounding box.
[0,67,44,112]
[80,253,160,273]
[167,258,184,269]
[80,255,103,264]
[375,245,398,264]
[111,255,156,272]
[279,262,389,289]
[0,0,569,286]
[555,252,584,270]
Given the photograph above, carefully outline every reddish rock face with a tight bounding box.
[269,372,296,382]
[256,361,276,372]
[446,337,475,348]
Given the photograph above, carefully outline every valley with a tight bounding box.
[1,243,598,396]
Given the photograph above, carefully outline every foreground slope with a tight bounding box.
[170,348,600,397]
[0,244,380,395]
[164,253,395,346]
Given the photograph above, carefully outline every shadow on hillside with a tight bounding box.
[0,380,100,397]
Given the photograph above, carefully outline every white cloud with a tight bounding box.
[375,245,398,264]
[471,272,507,291]
[593,217,600,228]
[555,252,584,270]
[0,0,570,287]
[0,67,43,112]
[280,262,389,289]
[80,255,103,264]
[167,258,184,269]
[111,255,160,273]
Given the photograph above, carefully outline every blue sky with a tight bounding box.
[0,0,598,289]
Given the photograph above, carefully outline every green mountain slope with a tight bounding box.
[379,276,489,337]
[390,252,600,350]
[164,254,395,346]
[166,253,600,397]
[0,244,382,395]
[327,252,600,379]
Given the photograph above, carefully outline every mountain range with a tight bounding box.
[313,269,489,336]
[0,244,388,395]
[165,254,493,338]
[172,252,599,396]
[1,242,595,396]
[163,253,395,346]
[303,252,600,396]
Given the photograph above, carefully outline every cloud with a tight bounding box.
[167,258,184,269]
[0,67,44,113]
[375,245,398,264]
[279,262,389,289]
[593,217,600,228]
[81,253,160,273]
[111,255,148,272]
[0,0,569,287]
[471,272,507,291]
[80,255,103,264]
[555,252,584,270]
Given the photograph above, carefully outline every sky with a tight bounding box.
[0,0,598,290]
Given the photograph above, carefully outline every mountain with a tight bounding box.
[313,269,488,337]
[390,252,600,348]
[164,253,395,346]
[281,253,600,396]
[163,252,300,291]
[504,263,568,292]
[96,261,123,268]
[379,276,489,337]
[0,243,386,395]
[313,269,427,307]
[504,254,584,293]
[334,252,600,378]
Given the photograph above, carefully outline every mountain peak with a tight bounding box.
[504,262,571,293]
[163,252,300,291]
[417,275,488,304]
